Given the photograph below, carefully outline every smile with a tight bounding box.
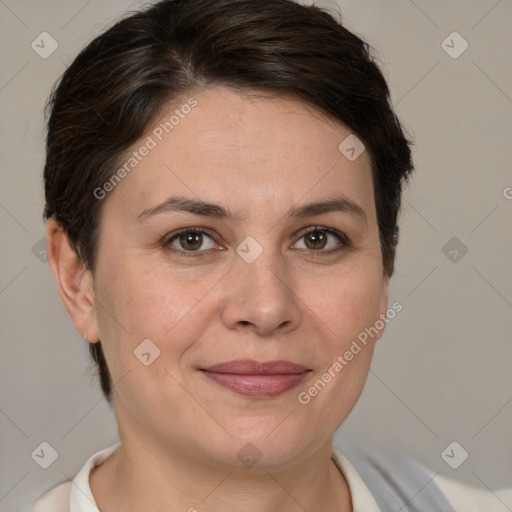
[199,359,312,398]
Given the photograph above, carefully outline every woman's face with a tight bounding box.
[89,86,389,468]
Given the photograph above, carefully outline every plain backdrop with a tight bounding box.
[1,0,511,510]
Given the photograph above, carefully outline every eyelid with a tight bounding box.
[295,225,350,246]
[164,225,350,255]
[292,225,350,254]
[164,227,220,255]
[166,226,217,241]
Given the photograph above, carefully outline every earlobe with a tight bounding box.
[46,217,100,343]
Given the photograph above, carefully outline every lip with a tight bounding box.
[199,359,311,398]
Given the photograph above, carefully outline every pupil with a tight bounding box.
[306,231,326,250]
[178,231,328,251]
[181,232,202,250]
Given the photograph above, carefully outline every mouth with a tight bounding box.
[199,359,312,398]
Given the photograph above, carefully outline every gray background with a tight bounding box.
[1,0,511,510]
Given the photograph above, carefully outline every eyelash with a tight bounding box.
[163,226,350,258]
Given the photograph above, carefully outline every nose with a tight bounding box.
[220,249,301,337]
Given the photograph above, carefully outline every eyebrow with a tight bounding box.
[136,195,367,225]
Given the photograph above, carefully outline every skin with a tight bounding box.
[47,85,390,512]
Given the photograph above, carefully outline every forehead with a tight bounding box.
[102,85,375,220]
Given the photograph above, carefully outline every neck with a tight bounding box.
[90,433,353,512]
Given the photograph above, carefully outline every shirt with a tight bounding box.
[27,442,512,511]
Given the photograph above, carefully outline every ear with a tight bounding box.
[46,217,100,343]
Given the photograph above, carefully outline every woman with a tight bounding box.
[30,0,511,510]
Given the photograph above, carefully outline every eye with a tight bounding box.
[293,226,349,253]
[165,228,219,254]
[164,226,349,257]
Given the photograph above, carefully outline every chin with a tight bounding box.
[201,424,317,471]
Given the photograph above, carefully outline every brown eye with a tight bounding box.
[166,229,217,253]
[178,232,203,250]
[294,227,348,253]
[304,230,328,250]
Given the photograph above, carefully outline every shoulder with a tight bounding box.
[333,442,512,512]
[24,481,72,512]
[431,471,512,512]
[26,441,121,512]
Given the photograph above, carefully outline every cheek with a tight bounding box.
[296,269,383,431]
[93,259,212,360]
[318,264,385,349]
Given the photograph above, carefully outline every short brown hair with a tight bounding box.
[43,0,414,403]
